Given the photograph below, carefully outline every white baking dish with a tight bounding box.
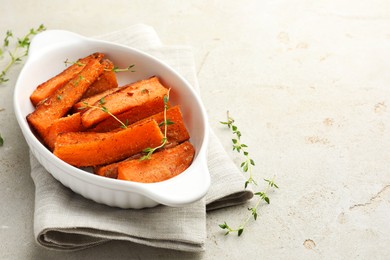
[13,30,210,209]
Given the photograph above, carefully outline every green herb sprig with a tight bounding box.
[140,88,172,160]
[219,111,278,236]
[0,24,46,84]
[220,111,256,188]
[78,97,128,129]
[64,59,135,73]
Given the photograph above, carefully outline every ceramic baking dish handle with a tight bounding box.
[28,30,86,60]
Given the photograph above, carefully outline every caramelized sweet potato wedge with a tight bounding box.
[88,95,166,132]
[81,59,118,99]
[44,113,85,151]
[80,76,168,128]
[142,105,190,144]
[27,53,105,139]
[72,87,120,113]
[117,141,195,183]
[95,162,121,179]
[30,53,102,107]
[53,119,164,167]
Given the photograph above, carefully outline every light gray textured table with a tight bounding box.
[1,1,390,259]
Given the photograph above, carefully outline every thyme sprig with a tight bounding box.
[220,111,256,188]
[140,88,172,160]
[0,24,46,84]
[219,111,278,236]
[111,64,135,73]
[64,59,135,73]
[78,97,128,129]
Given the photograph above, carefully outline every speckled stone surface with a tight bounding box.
[1,1,390,259]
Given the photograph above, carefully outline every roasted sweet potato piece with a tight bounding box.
[81,59,118,99]
[27,53,105,139]
[117,141,195,183]
[144,105,190,144]
[88,95,166,132]
[44,113,85,151]
[72,87,120,113]
[94,153,142,179]
[53,119,164,167]
[80,76,168,128]
[94,142,180,178]
[95,162,121,179]
[30,53,102,107]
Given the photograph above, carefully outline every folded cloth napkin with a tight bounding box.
[30,24,253,252]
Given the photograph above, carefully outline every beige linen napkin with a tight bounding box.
[30,24,253,252]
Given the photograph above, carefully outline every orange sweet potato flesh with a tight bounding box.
[44,113,85,151]
[30,53,102,107]
[117,141,195,183]
[27,53,105,139]
[80,76,168,128]
[53,119,164,167]
[81,59,118,99]
[89,95,166,132]
[72,87,120,113]
[143,105,190,144]
[95,162,121,178]
[94,153,142,179]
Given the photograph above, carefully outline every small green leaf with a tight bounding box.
[163,94,169,104]
[0,133,4,146]
[165,119,174,125]
[219,222,228,229]
[249,207,258,220]
[237,226,244,236]
[143,147,153,153]
[159,119,174,127]
[141,88,150,94]
[101,106,108,113]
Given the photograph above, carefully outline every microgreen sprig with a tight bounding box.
[78,97,128,129]
[140,88,172,160]
[219,111,279,236]
[0,24,46,84]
